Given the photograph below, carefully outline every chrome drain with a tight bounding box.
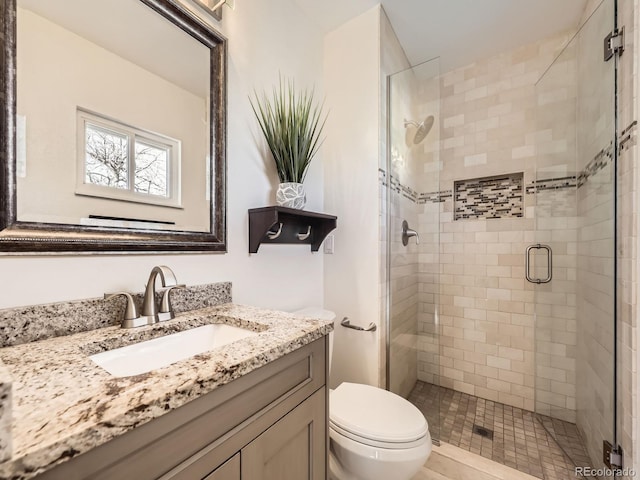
[472,424,494,440]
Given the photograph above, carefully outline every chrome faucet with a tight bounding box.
[140,266,183,324]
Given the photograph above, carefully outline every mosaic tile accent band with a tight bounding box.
[454,173,523,220]
[525,144,612,193]
[380,140,612,210]
[379,169,453,204]
[577,142,613,187]
[380,169,418,203]
[418,190,453,204]
[525,176,577,194]
[618,120,637,151]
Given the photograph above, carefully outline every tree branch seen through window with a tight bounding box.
[77,111,179,209]
[85,124,169,198]
[85,126,129,189]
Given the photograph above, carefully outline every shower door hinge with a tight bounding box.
[603,441,623,469]
[604,28,624,61]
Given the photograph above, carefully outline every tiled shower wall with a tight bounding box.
[387,181,420,398]
[416,31,579,418]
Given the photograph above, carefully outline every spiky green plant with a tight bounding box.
[250,78,327,183]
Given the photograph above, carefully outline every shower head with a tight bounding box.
[404,115,434,144]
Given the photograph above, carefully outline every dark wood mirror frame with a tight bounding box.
[0,0,227,254]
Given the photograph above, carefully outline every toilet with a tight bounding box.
[293,308,432,480]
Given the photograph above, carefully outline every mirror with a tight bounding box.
[0,0,227,253]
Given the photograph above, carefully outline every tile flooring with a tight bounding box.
[408,381,591,480]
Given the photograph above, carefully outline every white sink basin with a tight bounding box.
[90,324,258,377]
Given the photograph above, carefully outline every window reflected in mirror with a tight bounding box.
[16,0,211,232]
[77,109,181,209]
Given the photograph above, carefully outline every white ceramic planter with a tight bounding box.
[276,182,306,209]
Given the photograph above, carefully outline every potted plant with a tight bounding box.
[250,78,327,209]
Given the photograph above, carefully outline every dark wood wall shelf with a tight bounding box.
[248,206,337,253]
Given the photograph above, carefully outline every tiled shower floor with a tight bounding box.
[408,381,592,480]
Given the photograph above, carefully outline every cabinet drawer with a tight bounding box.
[38,337,326,480]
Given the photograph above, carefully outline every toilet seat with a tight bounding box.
[330,383,429,449]
[330,422,428,449]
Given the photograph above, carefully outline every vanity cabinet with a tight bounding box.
[204,454,240,479]
[37,337,328,480]
[242,388,325,479]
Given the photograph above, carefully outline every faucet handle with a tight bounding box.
[401,220,420,246]
[104,292,149,328]
[157,284,186,322]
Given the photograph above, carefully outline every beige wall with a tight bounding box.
[323,6,382,388]
[323,6,415,390]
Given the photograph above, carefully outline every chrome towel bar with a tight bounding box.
[341,317,377,332]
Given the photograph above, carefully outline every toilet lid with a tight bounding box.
[330,383,429,444]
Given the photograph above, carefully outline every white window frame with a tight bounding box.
[76,109,182,209]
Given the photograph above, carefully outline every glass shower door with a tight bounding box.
[386,57,441,441]
[533,0,617,470]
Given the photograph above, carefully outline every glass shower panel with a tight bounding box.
[534,0,616,469]
[386,57,441,441]
[533,16,579,424]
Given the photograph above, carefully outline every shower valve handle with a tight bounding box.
[402,220,420,246]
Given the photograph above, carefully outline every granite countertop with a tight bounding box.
[0,303,333,479]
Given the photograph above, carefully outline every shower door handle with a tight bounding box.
[525,244,552,284]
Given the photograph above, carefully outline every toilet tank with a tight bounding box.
[292,307,336,373]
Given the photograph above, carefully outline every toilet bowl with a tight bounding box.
[293,308,432,480]
[329,382,432,480]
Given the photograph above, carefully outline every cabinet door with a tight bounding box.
[203,454,240,480]
[241,388,326,480]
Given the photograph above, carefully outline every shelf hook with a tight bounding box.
[266,223,283,240]
[297,226,312,241]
